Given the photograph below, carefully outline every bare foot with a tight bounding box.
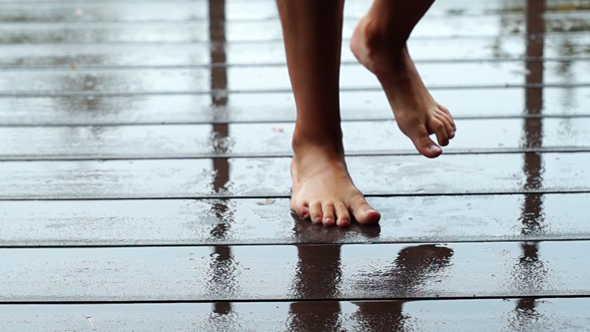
[290,142,381,227]
[350,17,456,158]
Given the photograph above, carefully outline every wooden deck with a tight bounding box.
[1,0,590,330]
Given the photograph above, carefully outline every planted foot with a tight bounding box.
[290,143,381,227]
[350,17,456,158]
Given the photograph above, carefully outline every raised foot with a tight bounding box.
[350,16,457,158]
[290,145,381,227]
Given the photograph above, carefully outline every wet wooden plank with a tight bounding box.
[0,38,524,68]
[2,118,590,160]
[0,2,585,23]
[0,0,555,23]
[0,194,587,246]
[0,153,587,199]
[0,3,210,23]
[0,0,568,23]
[1,87,589,125]
[0,14,588,45]
[0,61,587,96]
[0,2,360,23]
[0,241,588,301]
[1,34,589,68]
[0,298,588,331]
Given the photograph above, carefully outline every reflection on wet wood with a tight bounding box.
[519,0,546,270]
[0,1,562,23]
[0,62,588,96]
[3,194,590,246]
[0,153,588,199]
[0,241,587,301]
[1,0,590,327]
[1,13,589,44]
[4,118,590,159]
[1,87,590,125]
[1,35,590,68]
[0,2,210,23]
[0,297,588,332]
[208,1,234,316]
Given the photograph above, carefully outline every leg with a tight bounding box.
[276,0,381,227]
[351,0,457,158]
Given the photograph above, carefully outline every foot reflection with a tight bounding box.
[350,245,453,331]
[288,301,342,332]
[290,212,381,244]
[357,245,454,297]
[352,301,407,332]
[286,213,381,330]
[390,245,454,294]
[287,244,342,331]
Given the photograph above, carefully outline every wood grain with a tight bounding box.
[0,194,586,246]
[1,35,589,68]
[0,62,587,96]
[0,1,588,327]
[0,14,588,45]
[1,118,589,160]
[0,241,587,301]
[0,298,587,331]
[0,153,587,199]
[0,0,548,23]
[1,87,589,125]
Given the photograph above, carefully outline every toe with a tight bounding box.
[438,105,456,132]
[435,113,455,140]
[349,195,381,224]
[322,203,336,226]
[412,126,442,158]
[291,202,309,219]
[310,202,322,224]
[438,104,451,115]
[429,118,449,147]
[301,208,310,219]
[334,202,351,227]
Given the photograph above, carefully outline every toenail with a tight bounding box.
[324,217,333,223]
[429,145,442,153]
[313,216,322,223]
[365,209,376,215]
[302,214,309,219]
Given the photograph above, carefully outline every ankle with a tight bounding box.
[292,129,344,159]
[355,18,408,77]
[361,17,406,55]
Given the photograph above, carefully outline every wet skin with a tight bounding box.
[290,143,381,227]
[351,17,456,158]
[281,0,456,227]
